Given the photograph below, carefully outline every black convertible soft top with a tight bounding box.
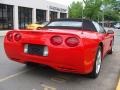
[46,18,97,31]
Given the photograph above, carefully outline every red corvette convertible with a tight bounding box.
[4,19,114,78]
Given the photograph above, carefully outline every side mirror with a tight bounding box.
[107,30,114,34]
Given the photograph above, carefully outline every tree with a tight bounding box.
[84,0,102,20]
[69,1,83,18]
[68,0,120,21]
[102,0,120,21]
[69,0,103,20]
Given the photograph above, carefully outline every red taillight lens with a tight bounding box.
[51,36,63,45]
[65,37,79,47]
[14,33,21,41]
[6,32,13,41]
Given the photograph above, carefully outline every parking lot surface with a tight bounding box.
[0,29,120,90]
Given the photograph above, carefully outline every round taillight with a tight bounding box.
[14,33,22,41]
[65,37,79,47]
[50,36,63,45]
[6,32,13,41]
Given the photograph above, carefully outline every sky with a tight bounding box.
[48,0,82,6]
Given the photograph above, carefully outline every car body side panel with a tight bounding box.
[97,33,114,57]
[79,31,101,72]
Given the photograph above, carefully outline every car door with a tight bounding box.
[92,21,111,55]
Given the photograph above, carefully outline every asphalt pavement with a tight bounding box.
[0,29,120,90]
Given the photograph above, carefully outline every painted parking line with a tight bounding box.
[51,77,66,83]
[116,78,120,90]
[0,68,33,83]
[32,84,57,90]
[41,84,57,90]
[51,75,71,83]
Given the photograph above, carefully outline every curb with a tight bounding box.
[116,78,120,90]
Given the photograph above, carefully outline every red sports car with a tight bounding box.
[4,19,114,78]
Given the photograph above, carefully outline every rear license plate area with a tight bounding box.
[24,44,48,56]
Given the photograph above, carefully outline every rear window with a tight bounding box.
[47,21,82,28]
[45,19,97,31]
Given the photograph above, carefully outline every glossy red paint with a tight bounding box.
[4,29,114,74]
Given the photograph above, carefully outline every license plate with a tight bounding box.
[24,44,48,56]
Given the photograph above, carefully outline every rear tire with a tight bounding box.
[108,47,112,54]
[89,46,102,79]
[108,40,114,54]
